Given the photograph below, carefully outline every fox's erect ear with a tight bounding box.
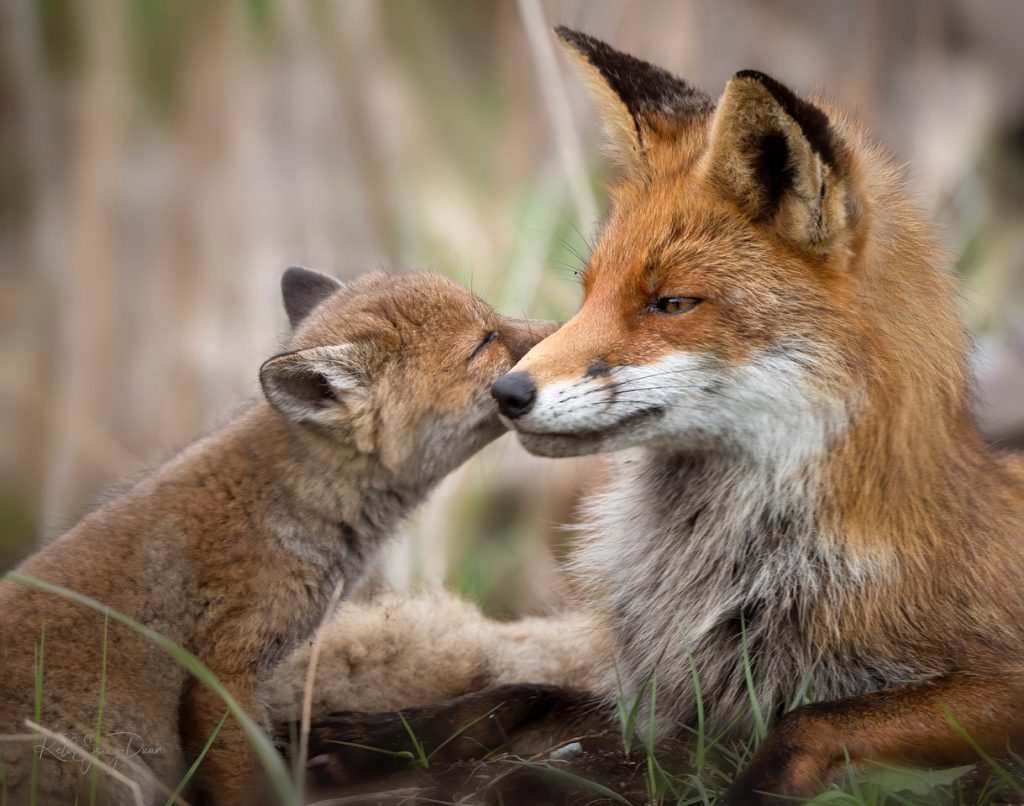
[281,266,343,329]
[704,71,851,253]
[260,344,376,448]
[555,26,712,171]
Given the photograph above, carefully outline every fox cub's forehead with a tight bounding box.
[292,274,492,349]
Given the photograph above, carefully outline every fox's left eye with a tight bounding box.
[647,297,702,315]
[470,331,498,359]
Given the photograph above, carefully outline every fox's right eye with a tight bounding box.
[647,296,702,315]
[470,331,498,360]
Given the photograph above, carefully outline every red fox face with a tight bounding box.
[261,268,557,483]
[492,29,925,462]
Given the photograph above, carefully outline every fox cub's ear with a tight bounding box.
[281,266,343,329]
[703,71,851,253]
[555,26,712,172]
[260,344,377,449]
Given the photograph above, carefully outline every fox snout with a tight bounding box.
[491,372,536,419]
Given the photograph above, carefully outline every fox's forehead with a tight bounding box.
[584,193,782,299]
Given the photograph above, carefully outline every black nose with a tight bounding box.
[491,372,536,419]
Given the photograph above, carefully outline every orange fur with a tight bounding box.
[503,30,1024,802]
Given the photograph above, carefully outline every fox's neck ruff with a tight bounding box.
[576,330,997,736]
[577,413,913,736]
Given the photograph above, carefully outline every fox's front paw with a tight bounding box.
[718,767,796,806]
[294,683,595,791]
[299,709,418,787]
[719,709,837,805]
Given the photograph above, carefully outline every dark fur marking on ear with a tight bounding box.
[555,26,713,124]
[734,70,843,170]
[753,131,795,217]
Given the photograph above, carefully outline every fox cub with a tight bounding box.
[0,268,555,804]
[300,28,1024,804]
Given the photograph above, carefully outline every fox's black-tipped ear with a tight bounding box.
[704,71,852,252]
[281,266,343,329]
[555,26,712,171]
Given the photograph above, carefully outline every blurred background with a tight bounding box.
[1,0,1022,614]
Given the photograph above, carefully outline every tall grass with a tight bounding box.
[89,612,109,806]
[5,571,294,805]
[163,710,228,806]
[739,612,767,744]
[8,565,1019,804]
[30,623,42,806]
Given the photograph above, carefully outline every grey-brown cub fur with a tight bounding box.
[0,268,555,804]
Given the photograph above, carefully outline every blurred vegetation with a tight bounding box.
[1,0,1022,614]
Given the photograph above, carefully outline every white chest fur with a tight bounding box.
[575,449,903,737]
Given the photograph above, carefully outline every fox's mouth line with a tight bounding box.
[514,406,666,440]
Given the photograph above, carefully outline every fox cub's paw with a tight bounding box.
[263,589,615,723]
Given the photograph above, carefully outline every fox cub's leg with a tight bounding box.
[721,674,1024,805]
[263,590,614,722]
[183,675,270,804]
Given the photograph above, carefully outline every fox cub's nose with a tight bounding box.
[492,372,536,419]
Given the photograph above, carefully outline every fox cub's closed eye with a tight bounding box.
[470,331,498,359]
[647,297,702,315]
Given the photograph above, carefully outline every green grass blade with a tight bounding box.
[612,664,631,754]
[89,613,109,806]
[427,703,503,762]
[785,657,818,713]
[677,709,748,766]
[510,759,632,805]
[688,773,713,806]
[615,664,656,757]
[647,669,658,746]
[685,648,706,771]
[942,703,1024,799]
[643,671,678,803]
[164,710,229,806]
[30,622,43,806]
[324,740,415,761]
[397,712,429,769]
[841,747,863,803]
[739,611,767,743]
[5,572,293,805]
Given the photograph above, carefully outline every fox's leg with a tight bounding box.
[303,683,611,787]
[720,673,1024,806]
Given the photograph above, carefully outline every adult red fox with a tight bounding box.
[303,27,1024,803]
[0,268,555,804]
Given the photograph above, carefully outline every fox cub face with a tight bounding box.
[262,268,557,482]
[494,29,942,462]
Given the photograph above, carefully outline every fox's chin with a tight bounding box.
[512,406,666,458]
[515,430,619,457]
